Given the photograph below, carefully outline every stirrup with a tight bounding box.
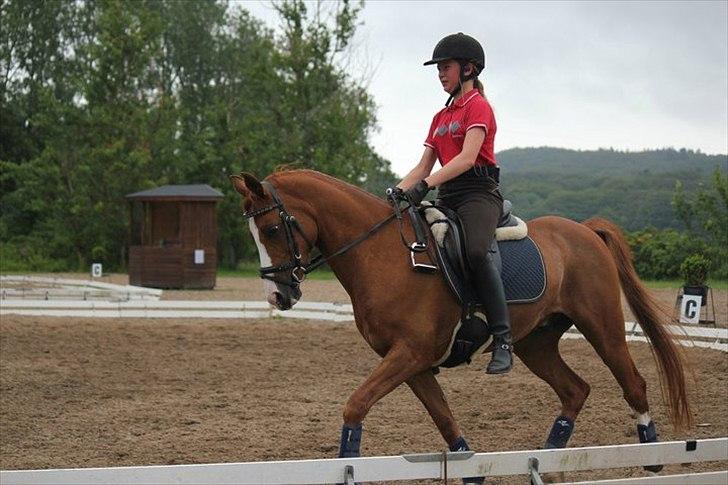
[410,243,437,273]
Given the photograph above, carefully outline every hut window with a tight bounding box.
[129,201,144,246]
[151,202,181,246]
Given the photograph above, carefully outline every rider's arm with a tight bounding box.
[423,127,485,188]
[397,146,437,190]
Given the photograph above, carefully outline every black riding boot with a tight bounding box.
[474,253,513,374]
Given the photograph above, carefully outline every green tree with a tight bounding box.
[673,168,728,278]
[0,0,396,271]
[269,0,386,183]
[2,0,195,270]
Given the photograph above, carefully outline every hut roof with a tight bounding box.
[126,184,224,201]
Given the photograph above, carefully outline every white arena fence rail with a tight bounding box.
[0,275,162,301]
[1,298,725,352]
[0,299,355,322]
[1,438,725,485]
[563,322,727,353]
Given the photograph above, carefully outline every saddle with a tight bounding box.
[405,201,546,369]
[420,200,529,307]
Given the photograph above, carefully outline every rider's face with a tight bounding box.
[437,59,460,94]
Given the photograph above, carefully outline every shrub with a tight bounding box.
[680,254,710,286]
[0,240,69,272]
[627,228,707,280]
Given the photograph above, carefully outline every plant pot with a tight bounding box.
[683,285,708,304]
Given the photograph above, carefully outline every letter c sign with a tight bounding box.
[680,295,702,324]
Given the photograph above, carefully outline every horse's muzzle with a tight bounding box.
[267,286,301,310]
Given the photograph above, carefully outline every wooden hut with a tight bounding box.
[126,185,224,289]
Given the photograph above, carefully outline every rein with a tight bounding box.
[243,181,403,286]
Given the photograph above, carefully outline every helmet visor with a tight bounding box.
[423,57,452,66]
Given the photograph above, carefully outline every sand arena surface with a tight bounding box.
[1,276,726,483]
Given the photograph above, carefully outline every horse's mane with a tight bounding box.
[268,169,390,208]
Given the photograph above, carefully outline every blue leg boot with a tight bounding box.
[544,415,574,449]
[337,424,363,485]
[338,424,363,458]
[638,421,663,473]
[450,437,485,485]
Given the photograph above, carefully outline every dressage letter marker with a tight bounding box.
[680,295,702,324]
[91,263,102,278]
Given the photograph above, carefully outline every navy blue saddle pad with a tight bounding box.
[500,236,546,303]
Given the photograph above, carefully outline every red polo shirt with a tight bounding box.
[424,89,497,167]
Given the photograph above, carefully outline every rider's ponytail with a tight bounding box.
[475,78,485,98]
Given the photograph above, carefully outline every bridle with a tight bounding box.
[244,181,404,290]
[243,181,317,288]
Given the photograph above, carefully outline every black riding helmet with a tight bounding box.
[424,32,485,105]
[424,32,485,73]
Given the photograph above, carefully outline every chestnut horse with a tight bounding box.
[230,169,690,474]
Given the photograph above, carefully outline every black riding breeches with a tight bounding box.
[437,171,503,273]
[438,170,510,337]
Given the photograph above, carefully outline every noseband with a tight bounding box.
[242,181,401,289]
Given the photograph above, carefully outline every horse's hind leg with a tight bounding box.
[407,370,484,485]
[568,301,663,472]
[514,317,591,449]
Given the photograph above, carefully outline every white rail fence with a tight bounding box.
[563,322,727,352]
[0,299,354,321]
[1,438,725,485]
[0,275,162,301]
[1,298,725,352]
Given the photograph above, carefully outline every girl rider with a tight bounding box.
[397,32,512,374]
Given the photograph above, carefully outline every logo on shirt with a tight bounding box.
[434,121,461,137]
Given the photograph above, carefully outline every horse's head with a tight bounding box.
[230,172,318,310]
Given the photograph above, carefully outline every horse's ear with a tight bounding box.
[229,172,266,199]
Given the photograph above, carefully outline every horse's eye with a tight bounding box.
[264,225,280,238]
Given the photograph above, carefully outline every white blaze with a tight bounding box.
[249,219,277,298]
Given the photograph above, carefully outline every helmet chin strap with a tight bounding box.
[445,60,477,106]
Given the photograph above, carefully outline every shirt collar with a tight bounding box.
[451,88,480,108]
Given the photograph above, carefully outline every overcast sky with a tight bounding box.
[238,0,728,177]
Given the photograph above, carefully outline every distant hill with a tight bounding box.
[495,147,727,231]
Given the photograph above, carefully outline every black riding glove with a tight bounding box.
[405,180,431,206]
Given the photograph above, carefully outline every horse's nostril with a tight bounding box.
[267,292,282,307]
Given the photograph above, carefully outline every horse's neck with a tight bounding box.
[304,177,391,253]
[317,191,392,299]
[283,173,393,294]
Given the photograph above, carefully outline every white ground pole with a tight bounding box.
[1,438,725,485]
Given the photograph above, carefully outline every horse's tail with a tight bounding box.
[583,217,692,431]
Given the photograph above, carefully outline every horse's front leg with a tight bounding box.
[407,370,485,485]
[338,344,429,458]
[406,370,462,446]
